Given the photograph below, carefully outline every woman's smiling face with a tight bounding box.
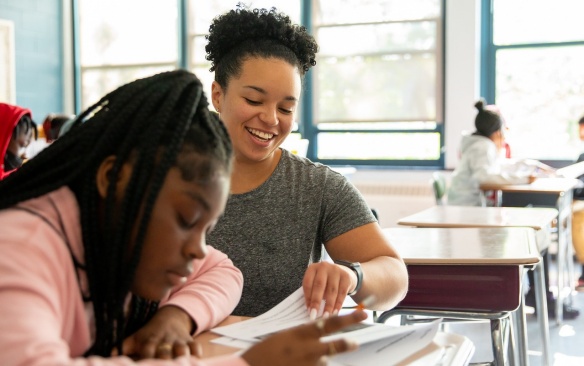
[211,57,302,164]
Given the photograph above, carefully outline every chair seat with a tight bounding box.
[398,265,522,312]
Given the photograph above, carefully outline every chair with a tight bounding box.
[431,171,447,205]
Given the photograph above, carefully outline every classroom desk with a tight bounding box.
[196,315,249,358]
[379,227,546,366]
[396,207,558,366]
[479,178,580,323]
[194,315,475,365]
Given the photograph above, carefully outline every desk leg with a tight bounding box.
[509,301,529,366]
[534,262,552,366]
[512,282,528,366]
[557,220,565,324]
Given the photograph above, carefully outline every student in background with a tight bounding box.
[0,70,364,365]
[447,99,555,206]
[448,99,579,319]
[571,115,584,290]
[0,102,36,179]
[205,5,408,318]
[42,113,75,143]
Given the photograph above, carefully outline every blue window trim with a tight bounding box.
[72,0,81,113]
[480,0,495,104]
[178,0,188,70]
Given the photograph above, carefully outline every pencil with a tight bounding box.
[356,295,376,311]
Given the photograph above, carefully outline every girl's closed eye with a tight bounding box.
[177,211,200,229]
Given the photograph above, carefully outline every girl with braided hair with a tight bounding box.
[206,5,408,318]
[0,69,366,365]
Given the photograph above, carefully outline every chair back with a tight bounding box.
[431,172,447,205]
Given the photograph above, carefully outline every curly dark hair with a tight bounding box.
[205,4,318,88]
[0,69,232,357]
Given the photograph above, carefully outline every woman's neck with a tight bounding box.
[230,149,282,194]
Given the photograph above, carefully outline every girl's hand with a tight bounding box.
[241,310,366,366]
[119,306,196,360]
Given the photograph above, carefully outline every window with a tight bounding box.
[311,0,444,165]
[486,0,584,161]
[77,0,179,109]
[76,0,445,168]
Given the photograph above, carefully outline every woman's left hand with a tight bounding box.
[119,305,198,360]
[302,261,356,319]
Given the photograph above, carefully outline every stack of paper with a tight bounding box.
[212,288,474,365]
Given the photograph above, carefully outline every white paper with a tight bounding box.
[211,287,444,365]
[212,287,315,342]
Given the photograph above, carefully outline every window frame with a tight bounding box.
[481,0,584,164]
[303,0,445,167]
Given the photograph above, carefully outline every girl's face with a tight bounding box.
[8,126,32,157]
[491,128,506,152]
[129,160,230,300]
[211,57,302,164]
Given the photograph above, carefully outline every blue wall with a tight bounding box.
[0,0,63,124]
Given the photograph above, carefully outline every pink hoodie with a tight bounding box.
[0,102,32,179]
[0,186,248,366]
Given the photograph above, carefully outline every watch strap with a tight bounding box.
[334,259,363,296]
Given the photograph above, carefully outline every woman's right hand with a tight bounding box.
[241,310,367,366]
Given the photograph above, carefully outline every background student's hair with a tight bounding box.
[0,69,232,356]
[474,98,503,137]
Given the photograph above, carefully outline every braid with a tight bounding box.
[0,69,233,357]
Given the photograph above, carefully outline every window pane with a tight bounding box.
[192,65,216,105]
[78,0,177,66]
[493,0,584,45]
[81,66,174,109]
[191,35,208,64]
[319,121,437,130]
[189,0,300,34]
[317,54,436,122]
[317,132,440,160]
[316,0,440,24]
[318,21,436,56]
[495,46,584,160]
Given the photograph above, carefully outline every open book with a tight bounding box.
[212,288,474,365]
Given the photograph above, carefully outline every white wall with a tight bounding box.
[444,0,482,170]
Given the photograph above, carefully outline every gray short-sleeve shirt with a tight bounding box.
[207,149,375,316]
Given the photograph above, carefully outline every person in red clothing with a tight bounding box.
[0,102,36,179]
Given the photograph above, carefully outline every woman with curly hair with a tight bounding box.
[0,69,366,365]
[205,5,408,318]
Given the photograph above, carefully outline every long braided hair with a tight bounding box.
[0,69,232,356]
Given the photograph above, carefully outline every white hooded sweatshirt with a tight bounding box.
[447,133,534,206]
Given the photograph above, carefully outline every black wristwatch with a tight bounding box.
[334,259,363,296]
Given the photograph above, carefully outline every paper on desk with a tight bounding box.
[212,287,441,364]
[212,287,315,342]
[327,320,440,365]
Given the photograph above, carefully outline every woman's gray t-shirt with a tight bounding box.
[207,149,375,316]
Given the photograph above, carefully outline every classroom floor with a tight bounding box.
[445,257,584,366]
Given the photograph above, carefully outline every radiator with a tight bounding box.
[353,182,436,228]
